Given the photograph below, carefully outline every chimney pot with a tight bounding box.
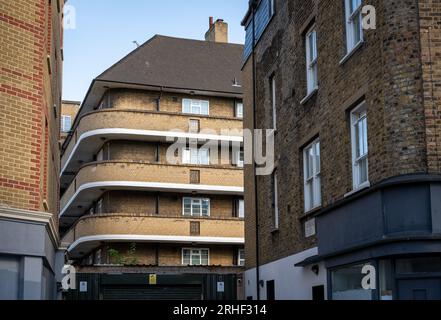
[209,17,214,28]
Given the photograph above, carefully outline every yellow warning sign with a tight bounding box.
[149,274,157,285]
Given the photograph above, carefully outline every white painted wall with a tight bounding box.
[244,247,327,300]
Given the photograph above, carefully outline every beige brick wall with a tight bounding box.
[60,101,80,142]
[0,0,62,221]
[109,89,238,118]
[61,109,243,168]
[61,161,243,209]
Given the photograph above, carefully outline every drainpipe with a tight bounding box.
[251,1,261,301]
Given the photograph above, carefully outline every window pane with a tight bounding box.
[201,250,209,265]
[314,175,322,207]
[310,31,317,61]
[191,254,201,265]
[199,149,209,165]
[353,14,361,43]
[190,149,198,164]
[396,257,441,274]
[183,99,191,113]
[332,264,373,300]
[307,147,314,178]
[183,198,192,215]
[183,250,191,265]
[202,199,210,216]
[201,101,209,115]
[238,199,245,218]
[358,158,368,184]
[350,0,362,14]
[182,149,191,164]
[314,142,320,173]
[193,201,201,216]
[236,103,243,118]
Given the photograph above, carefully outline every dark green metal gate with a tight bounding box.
[65,273,237,300]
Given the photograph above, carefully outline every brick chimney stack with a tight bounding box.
[205,17,228,43]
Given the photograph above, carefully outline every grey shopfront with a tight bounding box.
[312,174,441,300]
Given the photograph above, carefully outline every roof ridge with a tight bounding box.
[154,34,244,47]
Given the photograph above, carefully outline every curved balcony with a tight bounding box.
[60,161,244,226]
[61,109,243,182]
[63,214,245,259]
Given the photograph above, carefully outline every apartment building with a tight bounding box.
[0,0,63,299]
[60,100,80,143]
[242,0,441,300]
[59,19,246,300]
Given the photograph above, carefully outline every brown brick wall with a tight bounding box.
[419,0,441,173]
[243,0,441,268]
[81,243,242,268]
[0,0,62,219]
[104,140,237,167]
[99,190,242,220]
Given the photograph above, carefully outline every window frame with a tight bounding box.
[305,25,318,94]
[270,75,277,130]
[238,199,245,219]
[182,99,210,116]
[182,197,211,217]
[272,170,279,230]
[238,249,245,266]
[61,115,72,133]
[269,0,276,18]
[182,248,210,266]
[345,0,364,53]
[235,101,244,119]
[350,101,369,190]
[182,147,210,165]
[235,150,244,168]
[303,139,322,212]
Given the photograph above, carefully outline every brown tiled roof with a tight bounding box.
[97,35,244,94]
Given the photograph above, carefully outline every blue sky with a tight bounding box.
[62,0,248,102]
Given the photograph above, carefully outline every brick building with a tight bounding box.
[242,0,441,300]
[59,19,246,299]
[0,0,63,299]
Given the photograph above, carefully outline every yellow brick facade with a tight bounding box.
[0,0,62,219]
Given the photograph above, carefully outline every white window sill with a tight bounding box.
[344,181,371,198]
[340,41,364,65]
[300,87,319,105]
